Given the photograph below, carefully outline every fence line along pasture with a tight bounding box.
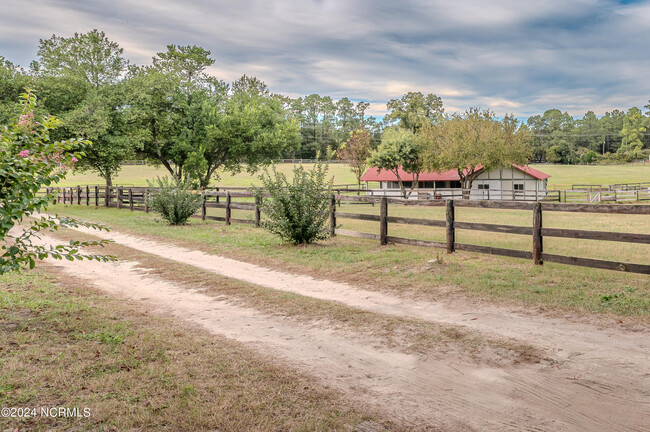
[44,185,650,275]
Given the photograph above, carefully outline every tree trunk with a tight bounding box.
[105,173,113,188]
[405,173,419,198]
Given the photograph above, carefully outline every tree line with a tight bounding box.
[525,108,650,164]
[1,29,649,189]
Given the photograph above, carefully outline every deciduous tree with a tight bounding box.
[32,30,132,186]
[386,92,444,133]
[194,75,300,187]
[338,127,371,193]
[367,127,422,197]
[420,108,531,197]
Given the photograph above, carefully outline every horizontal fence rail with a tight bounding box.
[331,194,650,275]
[42,185,650,275]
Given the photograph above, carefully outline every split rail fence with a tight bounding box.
[46,186,650,275]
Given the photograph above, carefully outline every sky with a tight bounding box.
[1,0,650,119]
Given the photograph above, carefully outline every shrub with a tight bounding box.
[0,91,114,273]
[147,176,202,225]
[255,162,333,244]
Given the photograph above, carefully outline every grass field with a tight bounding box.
[57,162,650,188]
[49,205,650,319]
[0,269,380,431]
[60,164,359,188]
[533,163,650,188]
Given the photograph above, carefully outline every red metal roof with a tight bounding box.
[361,167,460,182]
[360,165,550,182]
[512,165,551,180]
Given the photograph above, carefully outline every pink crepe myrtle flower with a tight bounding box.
[18,150,29,158]
[17,112,34,126]
[71,157,79,163]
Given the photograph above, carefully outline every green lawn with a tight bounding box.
[0,269,374,431]
[60,163,359,188]
[48,205,650,319]
[530,163,650,188]
[58,162,650,190]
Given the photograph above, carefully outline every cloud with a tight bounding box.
[1,0,649,118]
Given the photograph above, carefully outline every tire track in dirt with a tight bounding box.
[34,228,650,432]
[68,224,649,360]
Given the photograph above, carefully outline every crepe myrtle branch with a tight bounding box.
[1,215,116,273]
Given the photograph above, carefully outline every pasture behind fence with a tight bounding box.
[43,185,650,275]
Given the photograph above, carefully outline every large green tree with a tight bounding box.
[420,108,531,196]
[526,109,576,163]
[194,75,300,187]
[32,30,132,186]
[618,107,647,156]
[290,95,376,158]
[31,29,127,88]
[367,127,422,197]
[386,92,444,133]
[126,45,227,180]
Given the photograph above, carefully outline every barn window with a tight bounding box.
[478,184,490,190]
[514,183,524,191]
[450,181,461,188]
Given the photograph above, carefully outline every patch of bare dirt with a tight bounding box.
[33,228,650,432]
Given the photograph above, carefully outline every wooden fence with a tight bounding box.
[45,186,650,275]
[332,195,650,275]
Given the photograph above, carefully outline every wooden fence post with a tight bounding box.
[52,188,57,205]
[225,192,231,225]
[254,196,261,227]
[77,186,81,205]
[329,195,337,237]
[144,190,149,213]
[201,191,207,221]
[533,202,543,265]
[216,187,220,204]
[95,186,99,206]
[379,196,388,245]
[116,188,121,209]
[129,189,134,211]
[86,186,90,206]
[446,199,455,254]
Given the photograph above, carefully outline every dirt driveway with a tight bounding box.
[38,226,650,432]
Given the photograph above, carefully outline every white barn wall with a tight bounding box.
[366,167,549,201]
[471,168,546,200]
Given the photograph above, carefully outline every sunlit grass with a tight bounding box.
[58,162,650,190]
[48,205,650,318]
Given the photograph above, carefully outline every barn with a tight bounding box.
[360,165,551,201]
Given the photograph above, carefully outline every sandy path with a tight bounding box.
[33,227,650,431]
[70,225,649,363]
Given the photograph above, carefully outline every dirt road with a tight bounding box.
[38,227,650,431]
